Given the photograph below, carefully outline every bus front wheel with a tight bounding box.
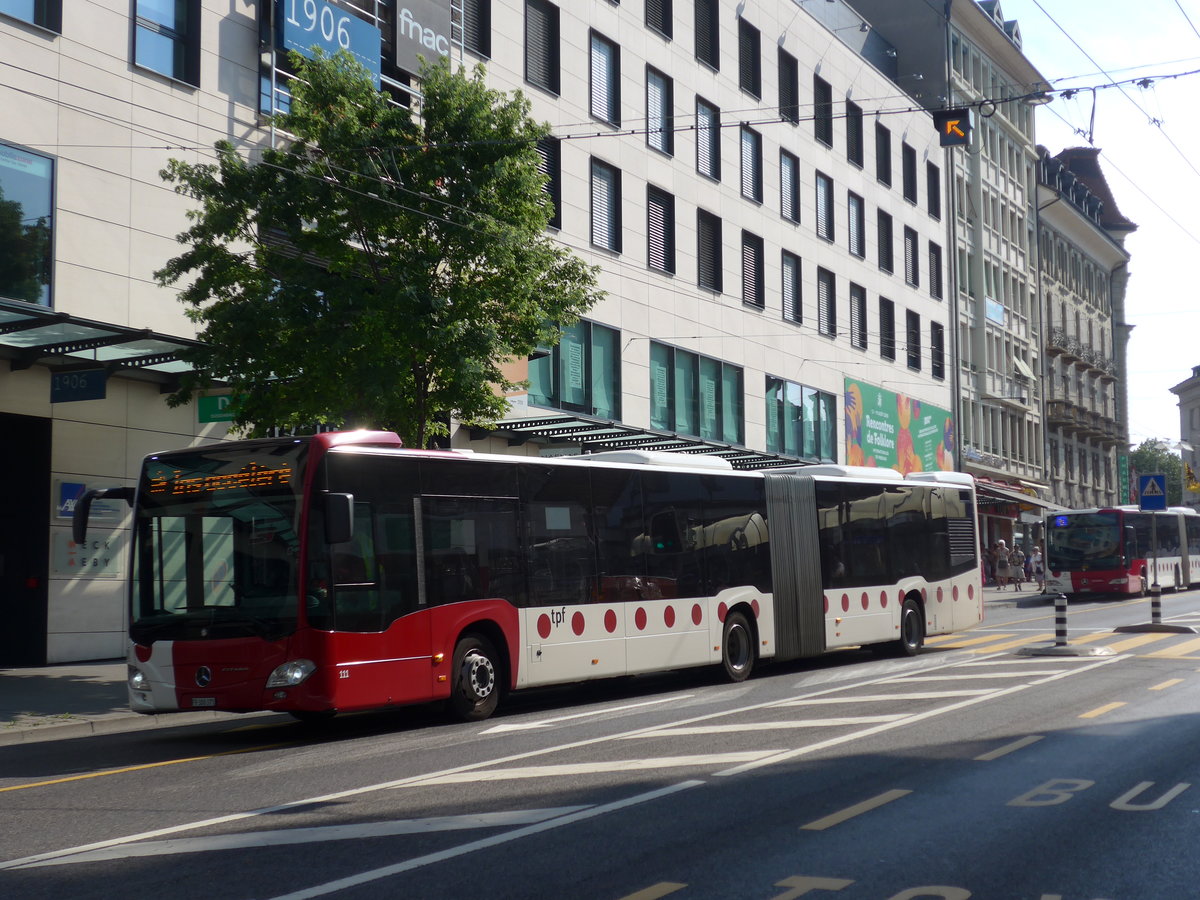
[896,598,925,657]
[449,634,501,721]
[722,610,756,682]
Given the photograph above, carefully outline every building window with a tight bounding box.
[848,192,865,258]
[133,0,200,85]
[846,101,864,167]
[779,47,799,123]
[782,250,801,324]
[928,242,943,299]
[694,0,718,69]
[589,31,620,125]
[0,142,53,306]
[645,0,671,38]
[0,0,61,31]
[813,75,833,147]
[817,267,836,337]
[815,171,834,241]
[737,18,761,97]
[903,226,919,287]
[650,342,743,443]
[590,158,621,252]
[931,322,946,380]
[697,208,722,292]
[525,0,560,94]
[877,209,893,273]
[879,297,896,360]
[646,67,674,155]
[927,161,941,219]
[850,283,867,350]
[536,136,561,229]
[765,377,836,462]
[875,123,892,186]
[740,126,762,202]
[647,185,675,274]
[529,320,621,420]
[741,230,764,308]
[906,309,921,371]
[696,97,720,181]
[902,142,918,203]
[462,0,491,57]
[780,150,800,223]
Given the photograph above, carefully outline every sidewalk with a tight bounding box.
[0,661,262,746]
[981,582,1057,608]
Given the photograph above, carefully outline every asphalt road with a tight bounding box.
[6,590,1200,899]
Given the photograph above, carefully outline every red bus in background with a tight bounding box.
[75,430,982,722]
[1045,506,1200,597]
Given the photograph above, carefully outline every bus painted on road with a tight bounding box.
[1045,506,1200,598]
[75,430,983,721]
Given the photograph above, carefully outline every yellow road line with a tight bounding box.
[0,743,292,793]
[617,884,688,900]
[971,633,1055,653]
[1080,702,1126,719]
[1149,679,1184,691]
[1066,632,1117,645]
[929,633,1016,649]
[801,789,912,831]
[1147,637,1200,658]
[1103,633,1173,654]
[975,735,1044,761]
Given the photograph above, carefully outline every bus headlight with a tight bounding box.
[265,659,316,688]
[128,668,147,692]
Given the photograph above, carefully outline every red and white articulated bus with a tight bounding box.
[74,430,983,722]
[1045,506,1200,598]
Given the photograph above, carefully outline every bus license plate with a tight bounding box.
[191,697,216,708]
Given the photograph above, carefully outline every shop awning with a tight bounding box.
[0,298,204,387]
[975,481,1062,511]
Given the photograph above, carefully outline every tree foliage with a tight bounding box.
[1130,439,1183,505]
[157,52,601,446]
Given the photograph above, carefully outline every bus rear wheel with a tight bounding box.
[722,610,756,682]
[895,598,925,657]
[449,634,501,721]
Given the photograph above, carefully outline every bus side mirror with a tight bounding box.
[323,493,355,545]
[72,487,135,545]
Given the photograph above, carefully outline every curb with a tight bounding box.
[0,709,278,746]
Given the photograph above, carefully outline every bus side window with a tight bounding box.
[330,502,385,632]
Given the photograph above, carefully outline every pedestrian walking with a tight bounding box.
[1031,544,1045,592]
[994,540,1010,589]
[1009,545,1026,590]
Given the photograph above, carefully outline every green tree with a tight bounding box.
[1129,439,1184,505]
[157,52,601,446]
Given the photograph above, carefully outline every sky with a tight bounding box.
[988,0,1200,448]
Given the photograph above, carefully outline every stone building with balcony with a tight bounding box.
[1036,147,1135,509]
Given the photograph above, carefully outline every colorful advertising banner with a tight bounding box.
[845,379,955,474]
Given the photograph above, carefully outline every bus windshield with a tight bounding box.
[1046,511,1123,569]
[130,441,308,644]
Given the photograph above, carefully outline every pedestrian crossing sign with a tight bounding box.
[1138,473,1168,511]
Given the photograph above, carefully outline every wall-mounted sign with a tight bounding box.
[51,369,106,403]
[56,481,124,521]
[52,530,124,579]
[845,379,955,474]
[395,1,452,74]
[198,393,234,423]
[277,0,382,87]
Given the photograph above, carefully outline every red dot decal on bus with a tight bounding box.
[861,592,870,610]
[572,611,585,636]
[897,590,905,608]
[717,602,728,622]
[880,591,888,608]
[635,607,647,631]
[691,604,703,626]
[537,614,552,639]
[604,609,618,633]
[967,584,975,600]
[953,584,960,601]
[823,595,829,614]
[841,594,850,612]
[937,586,944,603]
[135,644,152,663]
[664,606,676,628]
[751,599,760,618]
[921,588,928,602]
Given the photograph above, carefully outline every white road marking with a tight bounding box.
[265,781,705,900]
[17,808,591,868]
[774,690,995,703]
[406,753,777,785]
[879,672,1069,681]
[479,695,694,734]
[624,716,908,737]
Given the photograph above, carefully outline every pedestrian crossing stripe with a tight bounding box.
[932,629,1200,659]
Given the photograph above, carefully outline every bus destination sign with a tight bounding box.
[148,462,293,497]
